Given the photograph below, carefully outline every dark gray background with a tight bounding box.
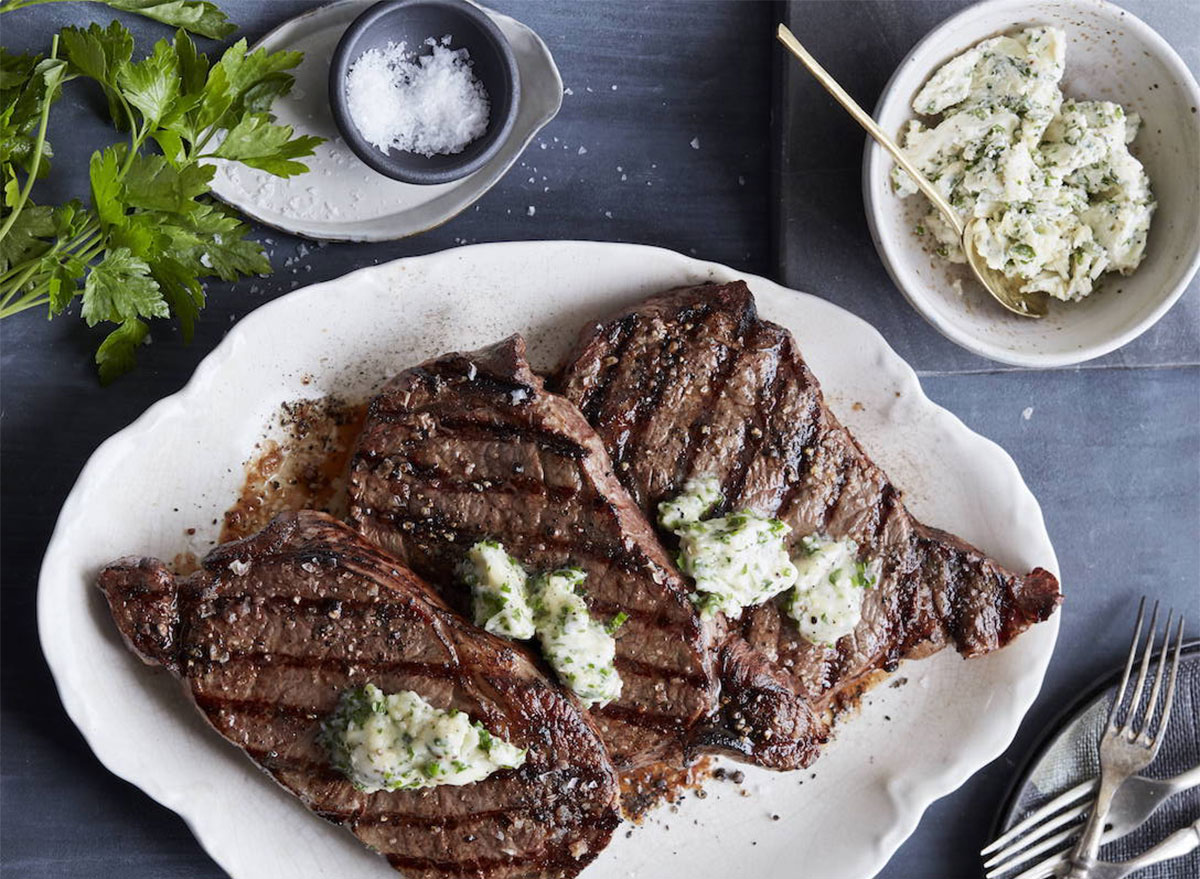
[1,1,1197,877]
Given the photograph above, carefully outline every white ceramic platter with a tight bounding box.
[39,242,1060,879]
[864,0,1200,367]
[208,0,562,241]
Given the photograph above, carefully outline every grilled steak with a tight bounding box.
[98,511,621,879]
[553,281,1062,770]
[348,336,720,771]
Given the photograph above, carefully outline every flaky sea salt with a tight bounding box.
[346,38,490,157]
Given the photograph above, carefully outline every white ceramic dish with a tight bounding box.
[38,241,1060,879]
[208,0,561,242]
[863,0,1200,367]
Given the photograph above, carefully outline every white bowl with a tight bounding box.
[863,0,1200,367]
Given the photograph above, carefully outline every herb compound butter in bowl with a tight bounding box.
[329,0,520,185]
[864,0,1200,367]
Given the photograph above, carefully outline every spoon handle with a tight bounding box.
[775,24,963,238]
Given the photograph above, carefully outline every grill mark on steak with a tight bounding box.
[386,851,573,876]
[365,413,591,462]
[577,313,639,424]
[97,511,621,879]
[611,656,713,689]
[676,336,742,494]
[591,702,687,734]
[819,457,852,531]
[348,335,719,770]
[197,651,513,687]
[376,466,585,503]
[351,804,538,829]
[715,327,787,515]
[552,281,1061,772]
[194,691,327,723]
[612,301,714,476]
[378,506,663,583]
[774,392,822,516]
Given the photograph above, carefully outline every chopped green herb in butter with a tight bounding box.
[320,684,525,792]
[464,540,536,640]
[659,477,798,620]
[658,475,723,531]
[783,535,881,646]
[531,568,622,708]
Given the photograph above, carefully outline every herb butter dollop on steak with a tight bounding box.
[97,511,621,879]
[553,281,1062,770]
[348,335,721,771]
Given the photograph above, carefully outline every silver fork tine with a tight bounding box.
[1152,617,1185,747]
[984,807,1088,876]
[1108,597,1146,728]
[980,779,1094,856]
[979,802,1094,874]
[1118,600,1159,734]
[1011,850,1067,879]
[1136,609,1173,740]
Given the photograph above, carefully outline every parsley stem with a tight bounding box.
[0,232,104,317]
[1,260,43,301]
[0,36,59,245]
[0,283,49,318]
[0,223,98,287]
[61,223,102,258]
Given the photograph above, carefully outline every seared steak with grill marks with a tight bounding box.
[348,336,720,771]
[553,281,1062,770]
[98,511,621,879]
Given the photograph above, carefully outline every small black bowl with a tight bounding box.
[329,0,520,185]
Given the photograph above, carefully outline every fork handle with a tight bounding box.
[1066,772,1123,878]
[1113,819,1200,877]
[1164,763,1200,792]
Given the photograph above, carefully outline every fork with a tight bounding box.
[1085,818,1200,879]
[1064,598,1186,879]
[982,764,1200,878]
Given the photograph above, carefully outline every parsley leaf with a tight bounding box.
[95,316,150,385]
[117,37,179,127]
[0,202,55,272]
[0,0,235,40]
[103,0,235,40]
[60,21,135,124]
[122,153,214,212]
[81,246,168,325]
[89,146,125,226]
[212,113,322,176]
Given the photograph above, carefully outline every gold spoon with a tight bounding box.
[776,24,1048,319]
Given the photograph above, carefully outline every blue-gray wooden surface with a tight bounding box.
[1,2,1196,878]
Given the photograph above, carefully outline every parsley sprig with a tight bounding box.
[0,0,236,41]
[0,14,322,381]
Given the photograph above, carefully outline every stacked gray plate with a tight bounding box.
[996,644,1200,877]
